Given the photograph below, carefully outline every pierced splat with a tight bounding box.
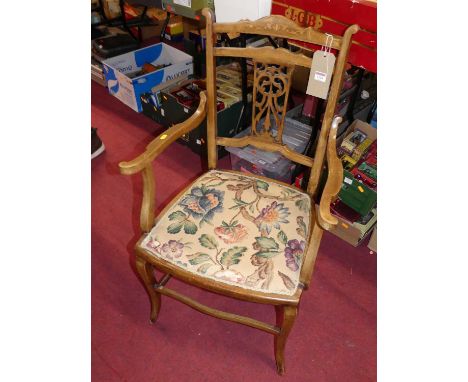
[251,61,295,144]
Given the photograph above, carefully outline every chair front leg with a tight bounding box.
[135,256,161,323]
[274,305,298,375]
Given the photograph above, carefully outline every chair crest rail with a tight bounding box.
[213,15,344,49]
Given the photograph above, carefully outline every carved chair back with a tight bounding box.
[202,9,359,197]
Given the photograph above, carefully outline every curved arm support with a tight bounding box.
[318,116,343,230]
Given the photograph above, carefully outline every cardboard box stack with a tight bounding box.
[330,119,377,247]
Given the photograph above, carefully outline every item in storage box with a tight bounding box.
[216,92,238,108]
[184,81,205,94]
[357,162,377,180]
[352,137,373,160]
[341,154,357,171]
[331,199,362,223]
[351,168,377,190]
[220,85,241,97]
[340,129,367,154]
[363,140,377,167]
[354,208,377,236]
[172,89,198,107]
[339,170,377,216]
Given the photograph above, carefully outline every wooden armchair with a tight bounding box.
[119,9,358,375]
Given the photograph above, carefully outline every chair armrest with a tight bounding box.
[318,116,343,231]
[119,91,207,175]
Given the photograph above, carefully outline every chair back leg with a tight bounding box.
[136,256,161,323]
[274,305,298,375]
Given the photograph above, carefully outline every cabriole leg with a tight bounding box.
[274,305,298,375]
[135,256,161,323]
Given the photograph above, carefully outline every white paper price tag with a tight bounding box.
[306,50,336,99]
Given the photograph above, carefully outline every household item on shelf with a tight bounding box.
[91,57,106,86]
[92,33,140,62]
[118,9,358,375]
[162,0,214,19]
[102,42,193,112]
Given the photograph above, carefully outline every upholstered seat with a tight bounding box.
[140,170,312,296]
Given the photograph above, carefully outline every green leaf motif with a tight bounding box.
[198,234,219,249]
[296,216,307,239]
[168,210,187,221]
[229,198,249,210]
[220,246,247,268]
[255,236,279,251]
[295,198,311,213]
[197,263,213,274]
[256,180,269,191]
[277,230,288,245]
[254,251,280,258]
[187,253,211,265]
[167,221,183,234]
[183,221,197,235]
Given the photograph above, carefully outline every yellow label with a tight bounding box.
[341,223,349,229]
[358,186,364,193]
[160,134,167,140]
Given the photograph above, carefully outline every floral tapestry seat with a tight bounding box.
[140,170,312,296]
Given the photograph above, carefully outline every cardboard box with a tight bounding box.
[331,208,377,247]
[367,226,377,252]
[102,43,193,112]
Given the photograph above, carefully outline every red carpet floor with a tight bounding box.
[91,81,376,382]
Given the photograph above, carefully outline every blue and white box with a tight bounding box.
[102,43,193,112]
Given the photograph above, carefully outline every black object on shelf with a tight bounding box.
[92,33,140,61]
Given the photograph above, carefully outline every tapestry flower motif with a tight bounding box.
[254,201,290,234]
[214,221,248,244]
[159,240,184,260]
[284,239,305,271]
[179,185,224,225]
